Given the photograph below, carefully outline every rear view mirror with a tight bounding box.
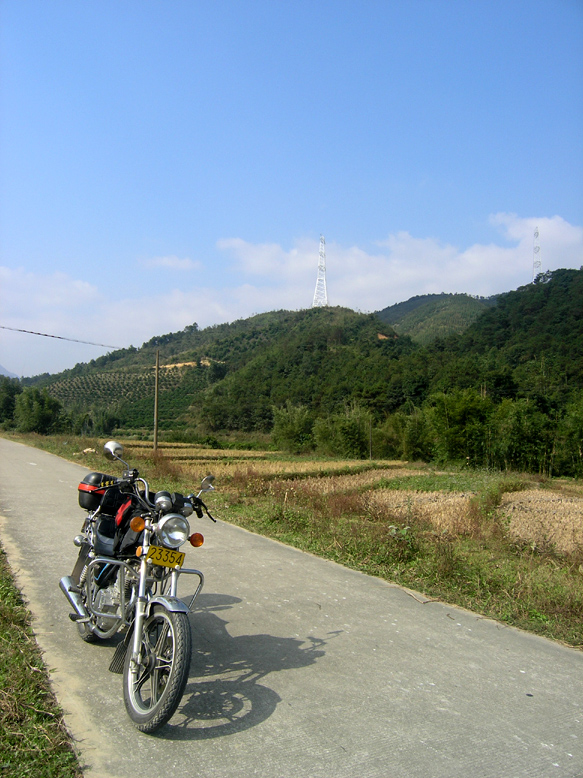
[104,440,124,461]
[200,475,215,492]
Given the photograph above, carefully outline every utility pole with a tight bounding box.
[153,350,159,451]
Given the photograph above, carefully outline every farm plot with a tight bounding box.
[500,490,583,556]
[124,443,583,562]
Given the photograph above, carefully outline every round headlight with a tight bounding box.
[155,491,173,513]
[157,514,191,548]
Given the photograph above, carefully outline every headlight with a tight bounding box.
[155,491,173,513]
[157,514,191,548]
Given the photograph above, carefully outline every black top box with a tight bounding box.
[78,471,121,512]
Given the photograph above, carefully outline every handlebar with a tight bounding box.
[200,500,217,523]
[101,442,216,523]
[102,468,217,521]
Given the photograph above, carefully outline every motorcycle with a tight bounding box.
[59,440,216,733]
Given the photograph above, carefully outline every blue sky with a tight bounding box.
[1,0,582,376]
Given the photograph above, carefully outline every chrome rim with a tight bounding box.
[128,611,176,713]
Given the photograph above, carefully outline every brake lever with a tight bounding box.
[198,498,217,523]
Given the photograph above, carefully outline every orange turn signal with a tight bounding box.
[130,516,146,532]
[136,546,143,557]
[189,533,204,548]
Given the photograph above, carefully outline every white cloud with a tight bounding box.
[0,265,244,375]
[216,238,314,280]
[219,214,583,313]
[142,255,200,271]
[0,267,99,313]
[489,213,583,269]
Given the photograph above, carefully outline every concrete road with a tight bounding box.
[0,437,582,778]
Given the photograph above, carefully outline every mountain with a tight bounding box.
[376,293,496,345]
[0,364,18,379]
[16,269,583,439]
[26,308,410,432]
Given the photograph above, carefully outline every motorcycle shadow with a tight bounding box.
[161,592,334,740]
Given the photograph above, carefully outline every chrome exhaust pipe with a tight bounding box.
[59,576,89,620]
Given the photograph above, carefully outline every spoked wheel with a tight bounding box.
[123,605,192,733]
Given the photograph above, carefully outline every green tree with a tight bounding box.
[424,389,493,465]
[554,393,583,476]
[0,377,22,427]
[399,407,432,461]
[13,388,67,434]
[313,403,370,459]
[272,402,314,453]
[490,399,554,473]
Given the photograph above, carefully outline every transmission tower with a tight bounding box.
[532,226,541,281]
[312,234,328,307]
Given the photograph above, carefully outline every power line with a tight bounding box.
[0,325,120,350]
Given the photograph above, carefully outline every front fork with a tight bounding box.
[130,555,150,668]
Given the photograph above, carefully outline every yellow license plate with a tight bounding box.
[146,545,185,569]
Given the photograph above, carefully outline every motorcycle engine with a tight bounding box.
[94,579,122,626]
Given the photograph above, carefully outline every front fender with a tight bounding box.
[146,595,190,616]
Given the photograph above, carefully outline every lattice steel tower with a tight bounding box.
[532,226,541,281]
[312,234,328,307]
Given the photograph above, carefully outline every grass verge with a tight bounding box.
[224,474,583,647]
[0,541,82,777]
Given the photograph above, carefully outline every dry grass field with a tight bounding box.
[500,490,583,556]
[74,439,583,562]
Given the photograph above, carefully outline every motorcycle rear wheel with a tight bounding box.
[122,605,192,733]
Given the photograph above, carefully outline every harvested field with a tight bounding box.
[128,443,273,460]
[365,489,475,534]
[266,467,421,494]
[43,435,583,558]
[177,458,406,482]
[500,490,583,555]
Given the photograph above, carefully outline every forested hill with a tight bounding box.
[26,307,412,432]
[196,269,583,432]
[459,268,582,360]
[433,268,583,400]
[3,268,583,473]
[196,307,413,431]
[376,293,495,345]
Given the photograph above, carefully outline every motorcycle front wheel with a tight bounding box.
[122,605,192,733]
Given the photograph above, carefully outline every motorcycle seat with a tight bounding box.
[94,528,115,557]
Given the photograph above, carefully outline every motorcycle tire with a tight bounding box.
[122,605,192,733]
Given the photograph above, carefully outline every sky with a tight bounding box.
[1,0,582,377]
